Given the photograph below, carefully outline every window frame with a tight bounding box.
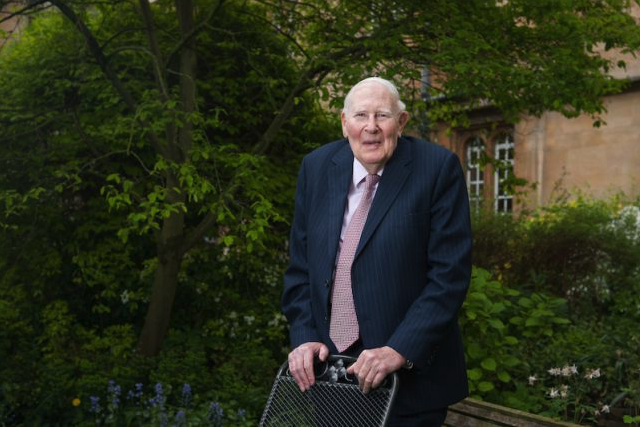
[493,134,515,213]
[465,136,486,214]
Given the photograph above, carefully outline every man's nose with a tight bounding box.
[364,116,380,132]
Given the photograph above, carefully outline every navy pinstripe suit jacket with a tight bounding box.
[282,136,472,414]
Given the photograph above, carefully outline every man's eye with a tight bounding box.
[355,112,367,118]
[376,113,390,119]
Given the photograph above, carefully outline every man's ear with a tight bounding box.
[341,111,348,138]
[398,111,410,133]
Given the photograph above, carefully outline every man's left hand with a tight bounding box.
[347,346,405,394]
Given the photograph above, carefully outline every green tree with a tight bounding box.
[0,2,331,422]
[2,0,640,424]
[1,0,335,358]
[1,0,639,358]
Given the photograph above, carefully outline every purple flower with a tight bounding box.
[149,382,165,407]
[237,408,247,422]
[150,382,168,427]
[108,380,121,407]
[89,396,101,414]
[181,383,192,406]
[174,410,186,427]
[208,402,224,426]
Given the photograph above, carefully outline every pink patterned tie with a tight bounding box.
[330,173,380,352]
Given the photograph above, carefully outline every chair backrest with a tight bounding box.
[260,355,399,427]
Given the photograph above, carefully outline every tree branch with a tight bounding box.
[0,0,50,24]
[48,0,167,158]
[138,0,170,101]
[164,0,224,70]
[252,43,366,155]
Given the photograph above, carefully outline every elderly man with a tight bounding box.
[282,77,472,426]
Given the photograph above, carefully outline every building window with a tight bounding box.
[494,134,514,213]
[466,137,485,213]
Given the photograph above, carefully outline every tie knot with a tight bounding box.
[365,174,380,189]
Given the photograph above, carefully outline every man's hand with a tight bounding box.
[288,342,330,392]
[347,346,405,394]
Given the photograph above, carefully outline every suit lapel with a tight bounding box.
[327,141,354,263]
[356,138,413,258]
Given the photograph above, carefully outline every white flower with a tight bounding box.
[528,375,538,386]
[609,205,640,244]
[548,367,562,376]
[120,290,130,304]
[585,368,601,380]
[601,405,610,414]
[548,388,560,398]
[567,364,578,375]
[560,385,569,398]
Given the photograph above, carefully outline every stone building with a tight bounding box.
[430,3,640,213]
[0,1,28,50]
[432,61,640,213]
[431,49,640,213]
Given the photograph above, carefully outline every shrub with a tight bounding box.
[472,196,640,320]
[461,267,569,402]
[469,195,640,425]
[78,380,248,426]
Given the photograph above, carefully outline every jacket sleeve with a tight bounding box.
[281,157,321,347]
[386,151,472,368]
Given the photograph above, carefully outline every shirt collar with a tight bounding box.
[352,158,383,188]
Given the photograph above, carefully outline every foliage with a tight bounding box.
[624,414,640,425]
[472,195,640,318]
[0,2,312,424]
[527,364,609,425]
[419,0,640,126]
[80,380,248,427]
[467,196,640,425]
[1,0,640,426]
[461,267,569,400]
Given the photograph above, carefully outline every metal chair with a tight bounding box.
[260,355,398,427]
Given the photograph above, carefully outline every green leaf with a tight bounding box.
[467,368,483,381]
[497,370,511,382]
[481,358,497,371]
[504,336,518,345]
[488,318,505,330]
[503,356,521,367]
[478,381,495,392]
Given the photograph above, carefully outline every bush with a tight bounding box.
[78,380,248,426]
[469,195,640,425]
[461,267,569,403]
[472,195,640,319]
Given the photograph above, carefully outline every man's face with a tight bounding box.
[341,83,409,174]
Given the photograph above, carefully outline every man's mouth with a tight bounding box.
[363,140,381,146]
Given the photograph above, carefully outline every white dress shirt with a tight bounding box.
[339,159,382,241]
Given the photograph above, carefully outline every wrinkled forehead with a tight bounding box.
[347,82,398,111]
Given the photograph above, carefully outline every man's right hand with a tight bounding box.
[287,342,329,392]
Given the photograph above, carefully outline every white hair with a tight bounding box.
[343,77,406,113]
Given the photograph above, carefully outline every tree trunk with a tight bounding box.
[136,239,183,356]
[137,174,186,356]
[136,0,197,356]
